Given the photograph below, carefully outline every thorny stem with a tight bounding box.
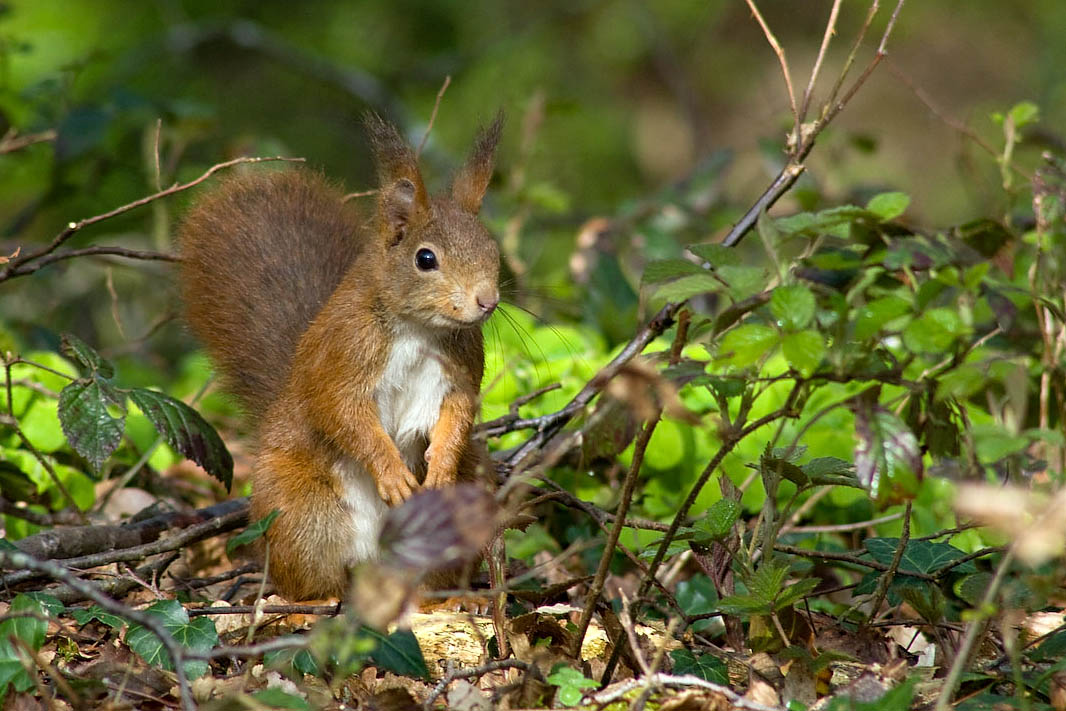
[744,0,799,140]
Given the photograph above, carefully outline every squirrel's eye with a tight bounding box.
[415,248,439,271]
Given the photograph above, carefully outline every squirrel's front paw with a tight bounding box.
[376,464,420,506]
[422,460,458,489]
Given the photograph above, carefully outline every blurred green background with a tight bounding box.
[1,0,1063,361]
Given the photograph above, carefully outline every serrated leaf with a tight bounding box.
[128,388,233,490]
[853,399,922,498]
[227,510,279,555]
[125,599,218,679]
[717,265,769,301]
[717,324,778,369]
[653,273,721,302]
[781,330,825,376]
[363,627,429,680]
[866,192,910,221]
[749,558,790,603]
[670,649,728,684]
[695,499,741,539]
[801,457,854,479]
[688,243,741,267]
[770,285,816,330]
[775,578,821,610]
[57,379,125,472]
[717,594,770,616]
[642,259,706,285]
[853,295,911,341]
[902,308,968,354]
[60,333,114,379]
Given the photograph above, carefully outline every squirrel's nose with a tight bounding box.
[476,287,499,315]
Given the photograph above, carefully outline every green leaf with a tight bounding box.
[902,308,967,354]
[781,330,825,376]
[717,594,769,616]
[547,664,598,707]
[125,599,218,679]
[1007,101,1039,130]
[688,243,741,267]
[748,558,790,604]
[363,627,429,680]
[695,499,741,540]
[227,510,280,555]
[955,572,993,606]
[717,324,778,369]
[252,688,312,711]
[653,273,721,302]
[717,265,768,301]
[60,333,115,379]
[775,578,821,611]
[642,259,706,285]
[853,295,910,341]
[675,577,719,632]
[57,379,125,472]
[970,423,1029,464]
[866,192,910,221]
[21,593,63,619]
[853,400,922,498]
[863,538,977,576]
[770,285,816,330]
[128,388,233,490]
[2,594,47,651]
[71,605,127,630]
[670,649,728,684]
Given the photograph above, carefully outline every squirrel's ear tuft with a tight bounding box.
[364,112,428,242]
[451,111,503,215]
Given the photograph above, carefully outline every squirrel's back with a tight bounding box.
[179,169,362,416]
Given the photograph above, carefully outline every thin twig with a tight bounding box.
[773,543,933,580]
[865,501,911,621]
[744,0,798,138]
[0,548,196,711]
[423,659,533,710]
[0,155,303,284]
[799,0,843,124]
[417,75,452,159]
[0,128,57,155]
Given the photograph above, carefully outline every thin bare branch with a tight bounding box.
[0,128,57,155]
[744,0,799,138]
[799,0,843,123]
[417,74,452,158]
[0,155,304,283]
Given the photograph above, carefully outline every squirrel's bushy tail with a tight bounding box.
[179,169,361,417]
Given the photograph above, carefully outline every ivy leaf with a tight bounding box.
[57,379,126,473]
[866,192,911,221]
[675,577,719,632]
[670,649,728,684]
[863,538,976,576]
[125,599,218,679]
[71,605,126,630]
[853,398,922,498]
[128,388,233,490]
[362,627,429,680]
[0,595,49,700]
[227,510,279,555]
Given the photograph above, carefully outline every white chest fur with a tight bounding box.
[334,324,452,566]
[374,324,451,464]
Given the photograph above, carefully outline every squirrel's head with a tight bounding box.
[365,112,502,331]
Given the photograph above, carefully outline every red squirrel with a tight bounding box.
[179,114,502,600]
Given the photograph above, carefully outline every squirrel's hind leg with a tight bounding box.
[251,446,375,601]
